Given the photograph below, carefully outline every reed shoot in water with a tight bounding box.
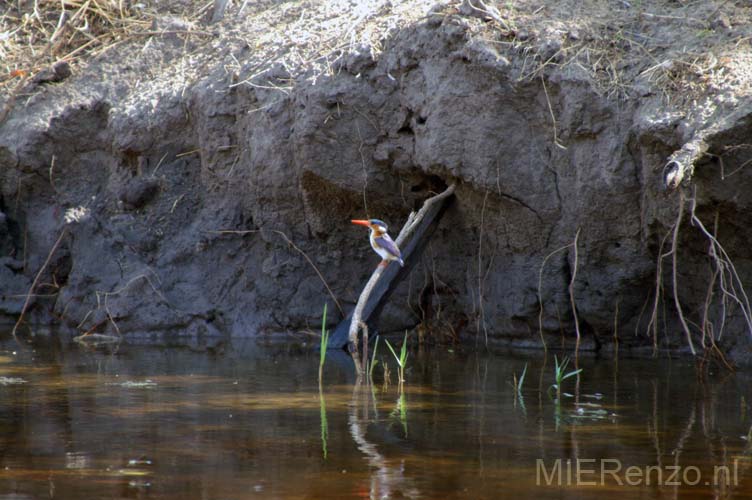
[385,332,409,384]
[549,355,581,400]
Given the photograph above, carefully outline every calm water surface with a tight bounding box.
[0,337,750,499]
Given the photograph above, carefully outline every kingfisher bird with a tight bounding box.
[351,219,404,267]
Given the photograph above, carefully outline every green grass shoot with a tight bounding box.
[549,355,582,400]
[318,303,329,385]
[369,336,380,381]
[385,331,409,384]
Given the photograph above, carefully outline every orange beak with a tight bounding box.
[351,219,371,228]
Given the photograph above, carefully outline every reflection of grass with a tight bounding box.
[318,303,329,385]
[385,332,409,385]
[512,363,527,414]
[513,363,527,396]
[390,390,408,437]
[318,303,330,458]
[319,387,328,459]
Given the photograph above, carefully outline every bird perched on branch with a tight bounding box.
[351,219,404,268]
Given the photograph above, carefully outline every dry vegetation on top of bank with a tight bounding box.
[462,0,752,103]
[2,0,751,105]
[0,1,209,83]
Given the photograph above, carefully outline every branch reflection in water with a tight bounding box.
[348,383,419,499]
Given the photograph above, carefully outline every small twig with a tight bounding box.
[152,152,169,176]
[127,29,215,37]
[204,229,259,235]
[12,227,68,339]
[175,148,201,158]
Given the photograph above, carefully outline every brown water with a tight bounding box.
[0,338,750,499]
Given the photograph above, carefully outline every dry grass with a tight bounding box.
[218,0,437,90]
[2,0,750,106]
[0,1,203,85]
[0,0,214,125]
[468,0,752,103]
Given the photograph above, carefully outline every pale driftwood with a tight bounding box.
[347,183,456,374]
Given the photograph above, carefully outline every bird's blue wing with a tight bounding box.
[374,234,402,260]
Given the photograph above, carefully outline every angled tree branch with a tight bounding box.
[347,183,456,375]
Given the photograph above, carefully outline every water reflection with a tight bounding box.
[349,384,419,499]
[319,383,328,460]
[0,338,749,498]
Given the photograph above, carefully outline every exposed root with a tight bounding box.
[537,241,573,351]
[568,228,582,355]
[540,76,566,150]
[689,189,752,345]
[11,227,68,340]
[476,189,489,347]
[646,186,752,366]
[670,192,696,355]
[537,229,582,352]
[79,271,168,337]
[646,228,672,355]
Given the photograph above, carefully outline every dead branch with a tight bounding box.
[347,183,456,375]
